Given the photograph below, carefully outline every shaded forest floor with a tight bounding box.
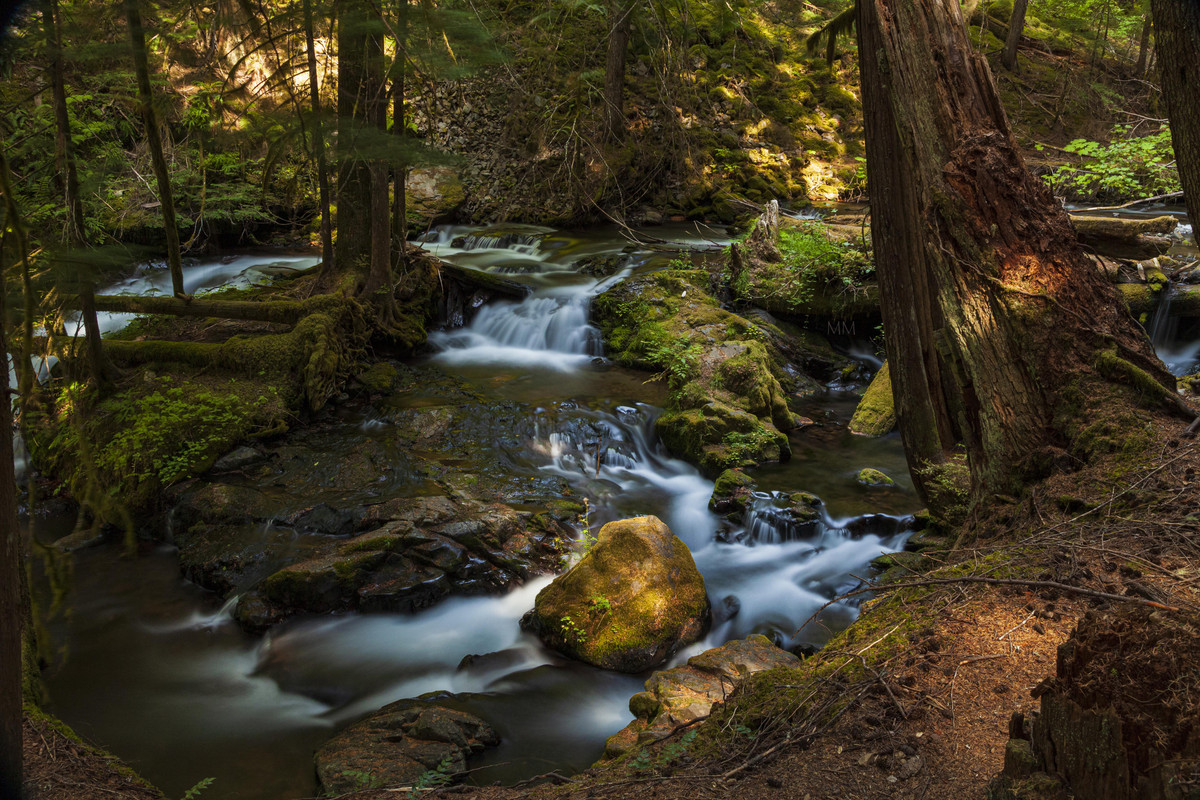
[22,707,163,800]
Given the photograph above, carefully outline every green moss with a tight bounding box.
[856,467,895,486]
[356,361,400,393]
[849,361,895,436]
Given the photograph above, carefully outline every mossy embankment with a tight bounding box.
[591,266,811,475]
[25,250,449,521]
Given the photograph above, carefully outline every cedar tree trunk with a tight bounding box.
[1151,0,1200,227]
[336,0,374,272]
[856,0,1177,510]
[45,0,114,384]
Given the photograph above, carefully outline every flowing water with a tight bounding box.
[28,214,1198,799]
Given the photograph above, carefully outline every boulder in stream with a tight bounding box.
[315,694,498,794]
[604,634,800,758]
[521,515,710,673]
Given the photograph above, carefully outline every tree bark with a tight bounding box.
[392,0,409,250]
[303,0,334,276]
[1001,0,1028,71]
[856,0,1175,510]
[0,203,22,800]
[125,0,185,298]
[603,0,637,142]
[1151,0,1200,227]
[1134,14,1152,76]
[45,0,114,385]
[336,0,374,273]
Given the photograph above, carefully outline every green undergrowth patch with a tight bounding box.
[31,371,290,517]
[728,220,877,318]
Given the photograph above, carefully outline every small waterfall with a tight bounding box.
[1148,284,1200,376]
[1149,285,1177,349]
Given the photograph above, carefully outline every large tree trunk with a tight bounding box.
[1151,0,1200,227]
[1001,0,1028,71]
[303,0,334,275]
[125,0,185,298]
[856,0,1179,511]
[602,0,637,142]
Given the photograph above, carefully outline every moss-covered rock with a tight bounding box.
[709,467,757,516]
[592,268,807,476]
[406,167,467,228]
[849,361,896,437]
[856,467,895,487]
[521,516,710,673]
[315,695,498,794]
[603,635,799,758]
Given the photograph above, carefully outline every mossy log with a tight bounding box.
[436,261,530,300]
[849,361,896,436]
[34,312,353,411]
[1069,214,1178,239]
[1119,284,1200,317]
[87,293,343,322]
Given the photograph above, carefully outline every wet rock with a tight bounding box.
[212,445,262,472]
[849,361,896,437]
[603,635,799,757]
[856,467,895,487]
[522,516,710,673]
[708,468,756,516]
[315,696,498,795]
[168,365,581,631]
[592,268,805,476]
[53,527,107,553]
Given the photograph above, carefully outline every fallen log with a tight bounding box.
[89,293,341,323]
[1069,214,1178,240]
[434,260,530,300]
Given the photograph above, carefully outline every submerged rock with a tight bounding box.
[604,635,799,758]
[315,694,498,794]
[522,516,710,673]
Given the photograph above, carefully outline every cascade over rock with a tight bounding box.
[521,516,710,673]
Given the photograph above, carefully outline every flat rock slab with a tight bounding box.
[604,634,799,758]
[316,695,499,794]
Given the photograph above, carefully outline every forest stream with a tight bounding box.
[26,212,1198,800]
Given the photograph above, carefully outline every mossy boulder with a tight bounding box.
[849,361,896,437]
[591,269,806,476]
[315,695,498,794]
[856,467,895,487]
[521,516,710,673]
